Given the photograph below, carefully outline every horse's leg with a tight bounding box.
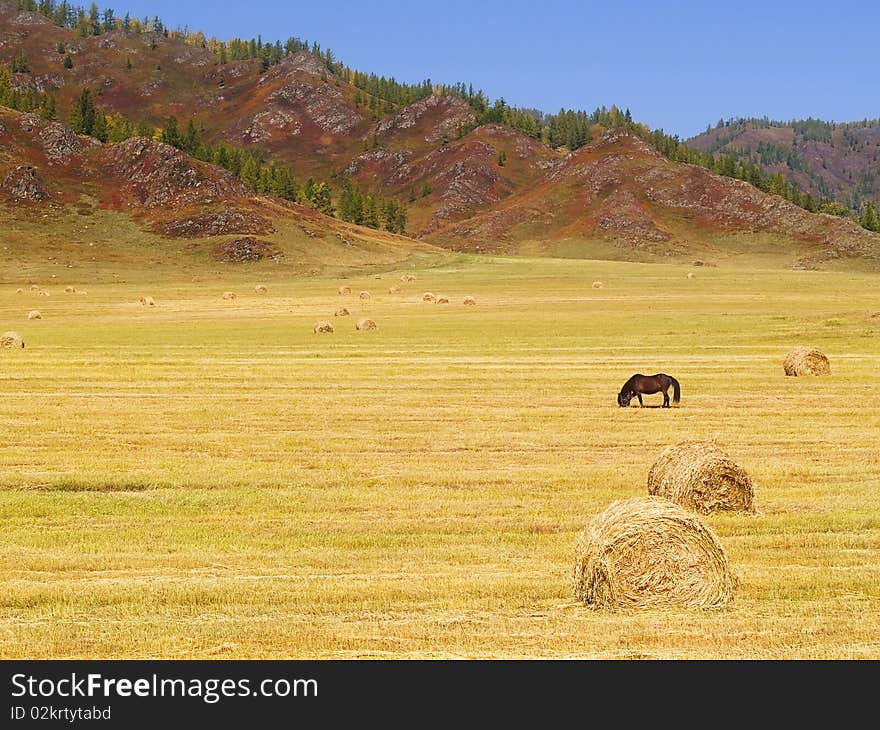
[662,388,670,408]
[637,393,644,407]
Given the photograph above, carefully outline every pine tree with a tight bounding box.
[70,87,97,135]
[63,54,73,69]
[860,201,880,232]
[39,94,56,120]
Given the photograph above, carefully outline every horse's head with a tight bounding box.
[617,390,631,407]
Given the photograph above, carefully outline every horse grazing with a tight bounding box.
[617,373,680,408]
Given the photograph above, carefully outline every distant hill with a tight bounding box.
[2,0,880,270]
[688,118,880,214]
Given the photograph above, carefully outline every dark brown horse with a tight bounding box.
[617,373,680,408]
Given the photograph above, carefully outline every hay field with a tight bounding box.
[1,256,879,659]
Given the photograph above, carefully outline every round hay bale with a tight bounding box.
[422,291,437,303]
[222,291,237,301]
[592,281,604,289]
[686,272,695,279]
[138,296,156,307]
[401,274,416,282]
[334,307,350,317]
[463,296,476,306]
[783,347,830,376]
[1,331,25,349]
[359,290,371,301]
[388,286,400,294]
[338,285,351,296]
[27,310,42,320]
[573,496,736,610]
[64,286,76,293]
[254,284,268,294]
[15,288,23,294]
[314,320,334,334]
[37,290,50,297]
[436,295,450,304]
[356,317,377,331]
[29,285,40,292]
[647,441,755,514]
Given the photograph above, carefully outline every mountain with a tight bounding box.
[687,118,880,213]
[2,0,880,271]
[0,106,440,278]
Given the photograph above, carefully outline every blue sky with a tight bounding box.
[117,0,879,138]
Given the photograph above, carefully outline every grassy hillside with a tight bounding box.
[2,257,879,658]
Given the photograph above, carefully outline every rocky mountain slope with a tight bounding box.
[688,119,880,211]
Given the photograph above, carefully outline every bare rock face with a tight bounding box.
[266,78,361,134]
[244,108,301,143]
[106,137,249,208]
[18,114,96,165]
[274,50,329,77]
[213,237,280,262]
[157,209,273,238]
[1,165,50,201]
[342,148,413,178]
[373,94,476,143]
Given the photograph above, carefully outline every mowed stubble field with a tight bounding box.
[1,256,879,659]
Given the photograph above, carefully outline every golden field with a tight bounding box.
[1,255,879,658]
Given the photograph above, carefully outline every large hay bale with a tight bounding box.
[15,288,23,294]
[573,496,736,610]
[592,281,604,289]
[783,347,830,376]
[463,296,476,306]
[27,310,42,320]
[356,317,377,331]
[64,285,76,293]
[139,296,156,307]
[334,307,350,317]
[314,320,334,334]
[436,295,450,304]
[401,274,416,282]
[422,291,437,303]
[254,284,268,294]
[1,331,25,349]
[338,285,352,296]
[647,441,755,514]
[37,290,50,297]
[359,290,371,301]
[686,272,695,279]
[388,286,400,294]
[222,291,237,301]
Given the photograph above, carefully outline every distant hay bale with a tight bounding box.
[463,296,476,306]
[28,310,42,320]
[436,295,450,304]
[64,286,76,293]
[338,285,351,295]
[784,347,830,377]
[356,317,377,331]
[592,281,604,289]
[573,496,736,610]
[686,272,695,279]
[78,290,87,295]
[388,286,400,294]
[422,291,437,303]
[29,285,39,292]
[222,291,237,301]
[314,320,334,334]
[37,290,50,297]
[1,331,25,349]
[647,441,755,514]
[334,307,350,317]
[254,284,268,294]
[401,274,416,282]
[359,290,371,300]
[139,296,156,307]
[15,288,23,294]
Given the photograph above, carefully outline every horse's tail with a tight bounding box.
[670,375,681,404]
